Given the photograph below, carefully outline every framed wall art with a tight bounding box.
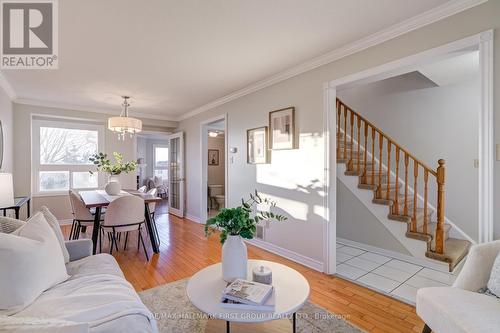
[269,107,296,150]
[208,149,219,165]
[247,126,269,164]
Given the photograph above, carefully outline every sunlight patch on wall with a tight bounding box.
[256,132,324,190]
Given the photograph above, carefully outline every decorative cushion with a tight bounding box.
[40,206,70,264]
[153,176,162,187]
[486,252,500,297]
[0,315,89,333]
[0,217,25,234]
[0,212,69,315]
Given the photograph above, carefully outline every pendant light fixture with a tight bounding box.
[108,96,142,140]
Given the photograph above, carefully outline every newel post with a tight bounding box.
[435,159,445,254]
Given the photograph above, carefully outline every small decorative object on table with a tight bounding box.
[253,265,272,285]
[89,152,137,195]
[205,190,287,282]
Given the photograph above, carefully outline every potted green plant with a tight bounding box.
[205,190,286,281]
[89,152,137,195]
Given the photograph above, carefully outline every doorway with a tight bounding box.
[201,115,228,223]
[323,30,494,275]
[136,131,170,214]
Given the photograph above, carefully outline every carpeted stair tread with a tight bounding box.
[426,238,470,271]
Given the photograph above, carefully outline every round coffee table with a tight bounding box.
[187,260,310,333]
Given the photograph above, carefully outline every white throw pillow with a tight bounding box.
[486,252,500,297]
[0,212,69,315]
[0,315,89,333]
[0,217,25,234]
[40,206,70,264]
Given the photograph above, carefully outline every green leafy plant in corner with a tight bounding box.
[205,190,287,244]
[89,152,137,175]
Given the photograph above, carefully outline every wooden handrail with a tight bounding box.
[337,99,437,177]
[336,98,445,254]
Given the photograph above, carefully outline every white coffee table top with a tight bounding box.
[186,260,310,323]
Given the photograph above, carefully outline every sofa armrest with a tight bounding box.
[65,239,93,262]
[453,240,500,291]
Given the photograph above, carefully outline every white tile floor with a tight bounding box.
[336,241,456,304]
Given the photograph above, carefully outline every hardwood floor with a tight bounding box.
[62,202,426,333]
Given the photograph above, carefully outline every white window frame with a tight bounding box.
[153,144,168,181]
[32,118,105,196]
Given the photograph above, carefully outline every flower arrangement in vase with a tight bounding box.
[89,152,137,195]
[205,190,287,281]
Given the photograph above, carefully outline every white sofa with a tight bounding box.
[417,240,500,333]
[4,239,158,333]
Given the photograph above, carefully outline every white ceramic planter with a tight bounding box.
[105,174,121,195]
[221,235,248,282]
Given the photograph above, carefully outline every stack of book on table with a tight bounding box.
[221,279,275,311]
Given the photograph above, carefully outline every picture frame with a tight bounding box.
[247,126,270,164]
[208,149,219,166]
[269,107,296,150]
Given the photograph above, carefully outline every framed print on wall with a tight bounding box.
[247,126,269,164]
[208,149,219,165]
[269,107,296,150]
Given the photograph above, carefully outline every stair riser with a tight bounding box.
[361,174,390,185]
[388,213,435,229]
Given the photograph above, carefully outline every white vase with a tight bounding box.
[221,235,248,282]
[105,174,121,195]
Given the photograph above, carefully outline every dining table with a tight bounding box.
[79,189,162,255]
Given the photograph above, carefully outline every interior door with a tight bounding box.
[168,132,185,217]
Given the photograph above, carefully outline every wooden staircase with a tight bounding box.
[336,98,470,271]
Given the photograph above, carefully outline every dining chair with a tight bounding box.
[138,185,147,193]
[147,188,160,245]
[100,195,149,260]
[69,190,103,240]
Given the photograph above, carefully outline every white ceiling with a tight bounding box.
[2,0,453,120]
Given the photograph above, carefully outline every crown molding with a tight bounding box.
[178,0,488,121]
[14,98,179,123]
[0,72,17,100]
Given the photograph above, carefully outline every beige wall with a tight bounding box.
[178,1,500,263]
[0,87,13,173]
[208,136,225,187]
[13,103,177,220]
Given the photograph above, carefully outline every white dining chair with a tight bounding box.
[100,195,149,260]
[146,188,160,245]
[137,185,147,193]
[69,190,102,240]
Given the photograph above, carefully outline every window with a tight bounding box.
[33,119,105,195]
[153,145,168,181]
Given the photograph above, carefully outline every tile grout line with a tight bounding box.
[387,265,424,294]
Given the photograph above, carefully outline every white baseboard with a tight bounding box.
[186,214,202,224]
[337,237,452,273]
[246,238,324,272]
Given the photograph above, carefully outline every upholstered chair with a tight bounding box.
[68,190,99,240]
[417,240,500,333]
[100,195,149,260]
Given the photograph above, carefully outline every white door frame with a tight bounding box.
[200,114,228,223]
[323,30,494,273]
